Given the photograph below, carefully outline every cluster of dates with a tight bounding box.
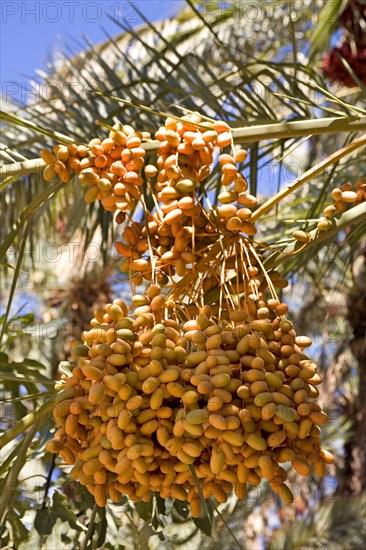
[42,113,257,287]
[47,281,333,514]
[43,112,335,513]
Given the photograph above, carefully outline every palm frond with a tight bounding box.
[308,0,348,61]
[270,496,366,549]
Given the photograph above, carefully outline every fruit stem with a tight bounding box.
[0,158,46,179]
[80,503,99,550]
[265,201,366,270]
[189,464,214,523]
[209,497,245,550]
[251,134,366,222]
[0,400,55,450]
[1,116,365,180]
[232,115,366,143]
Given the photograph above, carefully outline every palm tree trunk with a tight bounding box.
[342,251,366,495]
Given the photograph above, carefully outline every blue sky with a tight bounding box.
[1,1,182,101]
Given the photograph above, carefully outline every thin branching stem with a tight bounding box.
[209,498,244,550]
[42,454,56,509]
[80,503,99,550]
